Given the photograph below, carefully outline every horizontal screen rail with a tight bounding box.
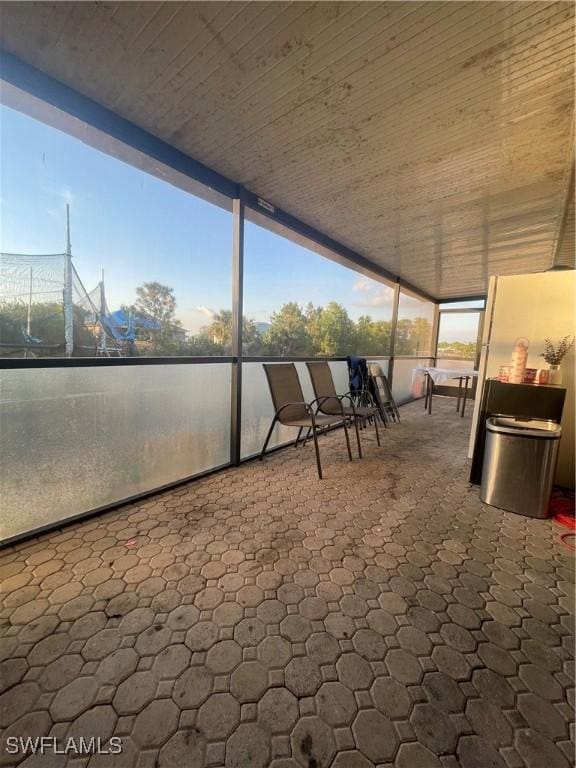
[0,356,235,369]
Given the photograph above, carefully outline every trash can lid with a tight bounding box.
[487,416,562,438]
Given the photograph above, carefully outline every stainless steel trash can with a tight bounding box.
[480,417,562,518]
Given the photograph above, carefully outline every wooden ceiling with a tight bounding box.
[1,1,574,298]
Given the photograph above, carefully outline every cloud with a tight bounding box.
[193,305,217,319]
[352,278,394,308]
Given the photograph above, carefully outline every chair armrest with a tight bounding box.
[275,401,313,418]
[310,395,346,417]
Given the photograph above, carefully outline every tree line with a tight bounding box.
[0,281,434,358]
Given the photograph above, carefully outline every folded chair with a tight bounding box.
[260,363,353,479]
[306,361,381,459]
[368,363,401,423]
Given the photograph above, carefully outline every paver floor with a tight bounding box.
[0,399,574,768]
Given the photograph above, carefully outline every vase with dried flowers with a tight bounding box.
[540,335,575,385]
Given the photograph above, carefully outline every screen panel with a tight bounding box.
[0,104,232,359]
[243,214,395,357]
[0,364,231,541]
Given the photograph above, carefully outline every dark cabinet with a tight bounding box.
[469,379,566,485]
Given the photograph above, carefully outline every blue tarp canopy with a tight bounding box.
[109,310,161,330]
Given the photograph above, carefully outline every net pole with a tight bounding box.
[64,204,74,356]
[24,266,33,359]
[99,268,106,356]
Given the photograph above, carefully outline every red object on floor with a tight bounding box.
[550,490,576,530]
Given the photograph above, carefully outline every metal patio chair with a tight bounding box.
[368,362,401,423]
[260,363,353,479]
[306,361,381,459]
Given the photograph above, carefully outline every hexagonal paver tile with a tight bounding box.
[477,643,517,677]
[371,676,412,718]
[185,621,220,652]
[0,658,27,695]
[280,615,313,643]
[159,729,206,768]
[234,617,265,647]
[352,709,398,763]
[230,661,268,702]
[153,644,191,680]
[173,666,213,708]
[285,657,322,697]
[131,699,179,748]
[411,702,458,755]
[385,648,423,684]
[471,669,515,707]
[291,716,336,768]
[325,613,356,639]
[517,693,568,740]
[396,743,442,768]
[397,626,432,656]
[0,683,40,728]
[50,677,98,721]
[299,597,328,620]
[197,692,240,741]
[257,599,287,624]
[519,665,563,701]
[423,671,465,713]
[135,624,172,656]
[366,609,397,636]
[38,654,84,692]
[331,751,374,768]
[97,648,139,686]
[514,728,571,768]
[237,585,264,608]
[316,681,357,726]
[206,640,242,674]
[113,671,157,715]
[258,688,299,733]
[27,633,71,667]
[66,705,118,743]
[378,592,407,615]
[213,602,244,627]
[457,735,508,768]
[166,604,200,630]
[306,633,340,666]
[431,646,470,681]
[258,636,291,669]
[352,629,387,661]
[226,723,270,768]
[337,653,374,690]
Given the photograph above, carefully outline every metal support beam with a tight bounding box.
[387,282,401,391]
[431,302,440,366]
[230,199,245,466]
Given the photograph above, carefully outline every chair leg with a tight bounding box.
[373,413,381,446]
[302,427,312,447]
[343,420,353,462]
[461,377,469,417]
[428,377,433,415]
[311,427,323,479]
[353,417,363,458]
[259,417,277,461]
[294,427,303,448]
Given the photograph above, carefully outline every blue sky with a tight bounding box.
[0,103,475,339]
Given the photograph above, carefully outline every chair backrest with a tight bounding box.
[263,363,308,422]
[306,361,338,399]
[369,363,393,403]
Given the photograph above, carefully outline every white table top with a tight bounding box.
[413,366,479,385]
